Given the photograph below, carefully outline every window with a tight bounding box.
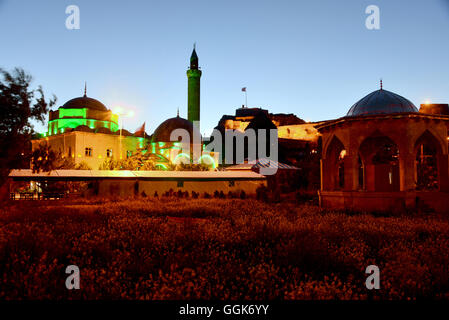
[229,180,235,187]
[177,181,184,188]
[127,150,133,158]
[85,147,92,157]
[106,149,113,158]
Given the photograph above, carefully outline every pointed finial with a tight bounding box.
[380,79,383,90]
[84,81,87,97]
[177,107,179,117]
[193,42,196,50]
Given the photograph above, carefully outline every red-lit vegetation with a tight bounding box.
[0,197,448,300]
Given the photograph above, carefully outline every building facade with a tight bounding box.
[317,86,449,213]
[31,47,218,170]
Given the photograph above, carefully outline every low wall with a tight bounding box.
[96,179,266,197]
[319,190,449,213]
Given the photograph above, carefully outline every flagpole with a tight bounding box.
[245,90,247,108]
[242,87,248,108]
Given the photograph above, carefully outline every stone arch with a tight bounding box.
[414,130,443,190]
[323,135,346,190]
[358,133,400,192]
[174,153,190,165]
[323,133,346,159]
[415,127,447,155]
[199,154,216,168]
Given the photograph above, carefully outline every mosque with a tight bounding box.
[21,47,449,213]
[31,46,217,170]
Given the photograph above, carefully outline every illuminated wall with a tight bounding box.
[277,123,321,142]
[46,107,119,136]
[149,141,219,169]
[32,131,148,169]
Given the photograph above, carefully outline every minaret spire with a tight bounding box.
[84,81,87,97]
[190,43,199,70]
[187,45,202,130]
[177,107,179,117]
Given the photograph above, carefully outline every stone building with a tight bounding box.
[32,89,147,170]
[31,46,218,170]
[317,84,449,213]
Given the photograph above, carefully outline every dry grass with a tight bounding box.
[0,197,448,300]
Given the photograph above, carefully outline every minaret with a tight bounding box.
[187,44,202,128]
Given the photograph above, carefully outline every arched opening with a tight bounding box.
[325,136,346,190]
[174,153,190,165]
[359,134,399,192]
[199,154,216,169]
[414,130,441,191]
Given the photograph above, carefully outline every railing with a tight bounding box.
[9,192,67,200]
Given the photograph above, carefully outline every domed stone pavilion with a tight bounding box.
[317,83,449,213]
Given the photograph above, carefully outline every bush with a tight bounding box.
[256,185,269,202]
[1,198,448,300]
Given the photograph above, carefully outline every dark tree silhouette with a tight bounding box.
[30,143,76,173]
[0,67,56,185]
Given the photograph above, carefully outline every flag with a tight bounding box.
[134,122,145,136]
[241,87,246,92]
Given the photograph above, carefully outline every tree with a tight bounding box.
[74,161,92,170]
[0,68,56,184]
[98,148,158,170]
[30,143,75,173]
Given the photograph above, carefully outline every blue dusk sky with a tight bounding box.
[1,0,448,135]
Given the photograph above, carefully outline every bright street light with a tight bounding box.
[113,107,135,159]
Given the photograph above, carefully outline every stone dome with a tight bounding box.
[346,89,418,117]
[114,129,133,136]
[62,95,108,111]
[152,116,200,143]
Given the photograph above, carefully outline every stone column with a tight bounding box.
[320,159,324,191]
[343,154,358,191]
[438,154,449,192]
[399,146,416,192]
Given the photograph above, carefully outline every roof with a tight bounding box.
[419,104,449,116]
[245,112,277,131]
[62,96,108,112]
[8,169,266,181]
[315,112,449,131]
[346,89,418,117]
[226,159,299,171]
[152,116,200,143]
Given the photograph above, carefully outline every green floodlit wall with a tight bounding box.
[59,107,87,118]
[47,117,119,136]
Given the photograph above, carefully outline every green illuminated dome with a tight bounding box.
[62,96,108,111]
[46,92,119,136]
[152,116,200,143]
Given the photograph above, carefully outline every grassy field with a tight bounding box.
[0,196,448,300]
